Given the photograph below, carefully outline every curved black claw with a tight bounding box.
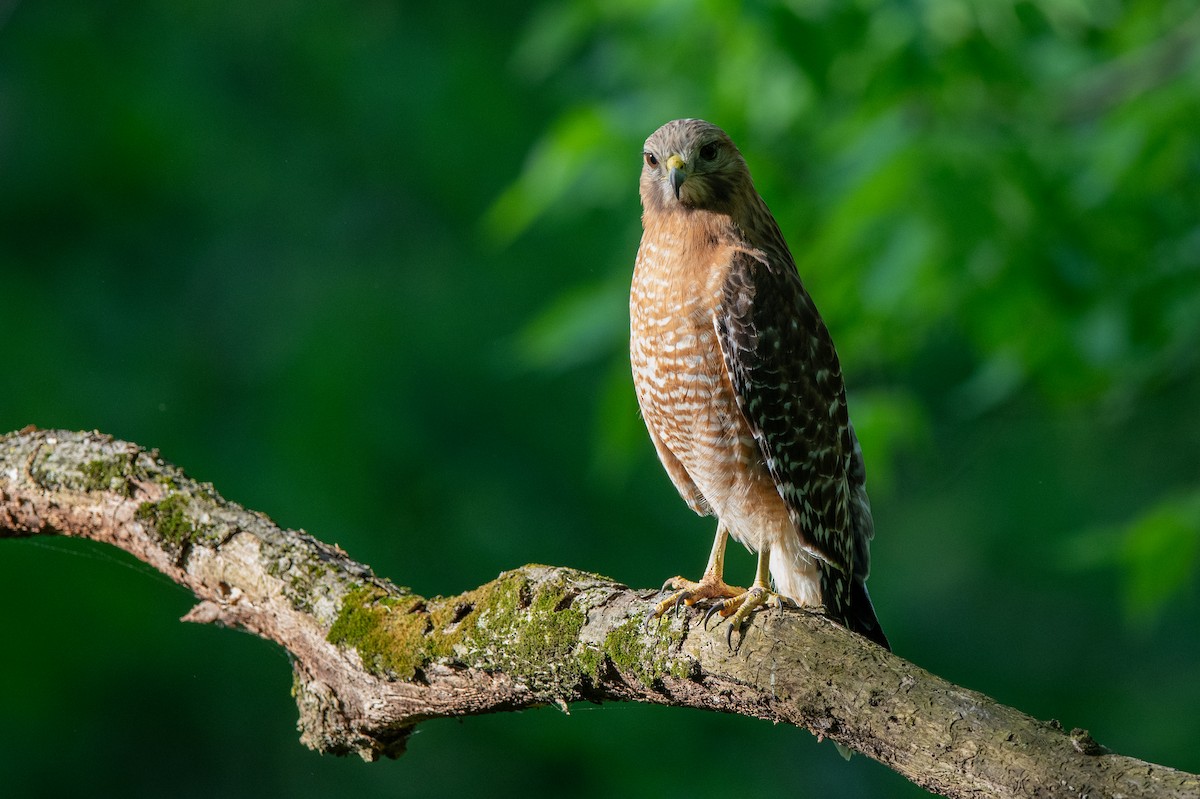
[726,619,742,650]
[702,601,727,630]
[645,584,694,631]
[644,598,676,631]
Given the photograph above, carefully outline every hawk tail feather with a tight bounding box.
[770,544,890,651]
[847,579,890,651]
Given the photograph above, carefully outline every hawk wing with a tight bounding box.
[713,248,869,585]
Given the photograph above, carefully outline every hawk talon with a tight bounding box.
[648,572,746,624]
[643,609,659,632]
[701,603,724,630]
[698,581,794,649]
[711,584,787,649]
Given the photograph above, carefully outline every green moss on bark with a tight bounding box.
[326,586,428,679]
[136,494,195,544]
[326,569,589,693]
[81,458,131,495]
[601,616,681,686]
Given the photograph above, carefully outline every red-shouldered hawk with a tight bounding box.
[631,119,888,649]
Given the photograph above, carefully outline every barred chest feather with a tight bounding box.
[630,225,817,603]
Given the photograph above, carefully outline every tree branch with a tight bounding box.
[1,428,1195,798]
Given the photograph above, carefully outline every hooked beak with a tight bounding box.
[666,154,686,199]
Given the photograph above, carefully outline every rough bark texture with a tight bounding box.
[1,428,1196,799]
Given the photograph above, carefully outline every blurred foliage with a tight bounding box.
[1063,488,1200,624]
[1,1,1197,797]
[505,0,1200,404]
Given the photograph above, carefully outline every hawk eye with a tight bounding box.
[698,142,719,161]
[644,152,659,168]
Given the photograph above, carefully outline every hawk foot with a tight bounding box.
[701,586,796,648]
[645,574,745,629]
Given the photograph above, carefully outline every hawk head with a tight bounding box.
[640,119,752,215]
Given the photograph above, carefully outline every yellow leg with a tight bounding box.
[648,525,745,623]
[701,547,796,646]
[701,523,731,578]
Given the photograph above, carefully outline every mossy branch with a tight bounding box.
[1,429,1196,799]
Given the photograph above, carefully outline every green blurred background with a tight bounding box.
[2,1,1198,796]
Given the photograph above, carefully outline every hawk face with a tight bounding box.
[640,118,751,215]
